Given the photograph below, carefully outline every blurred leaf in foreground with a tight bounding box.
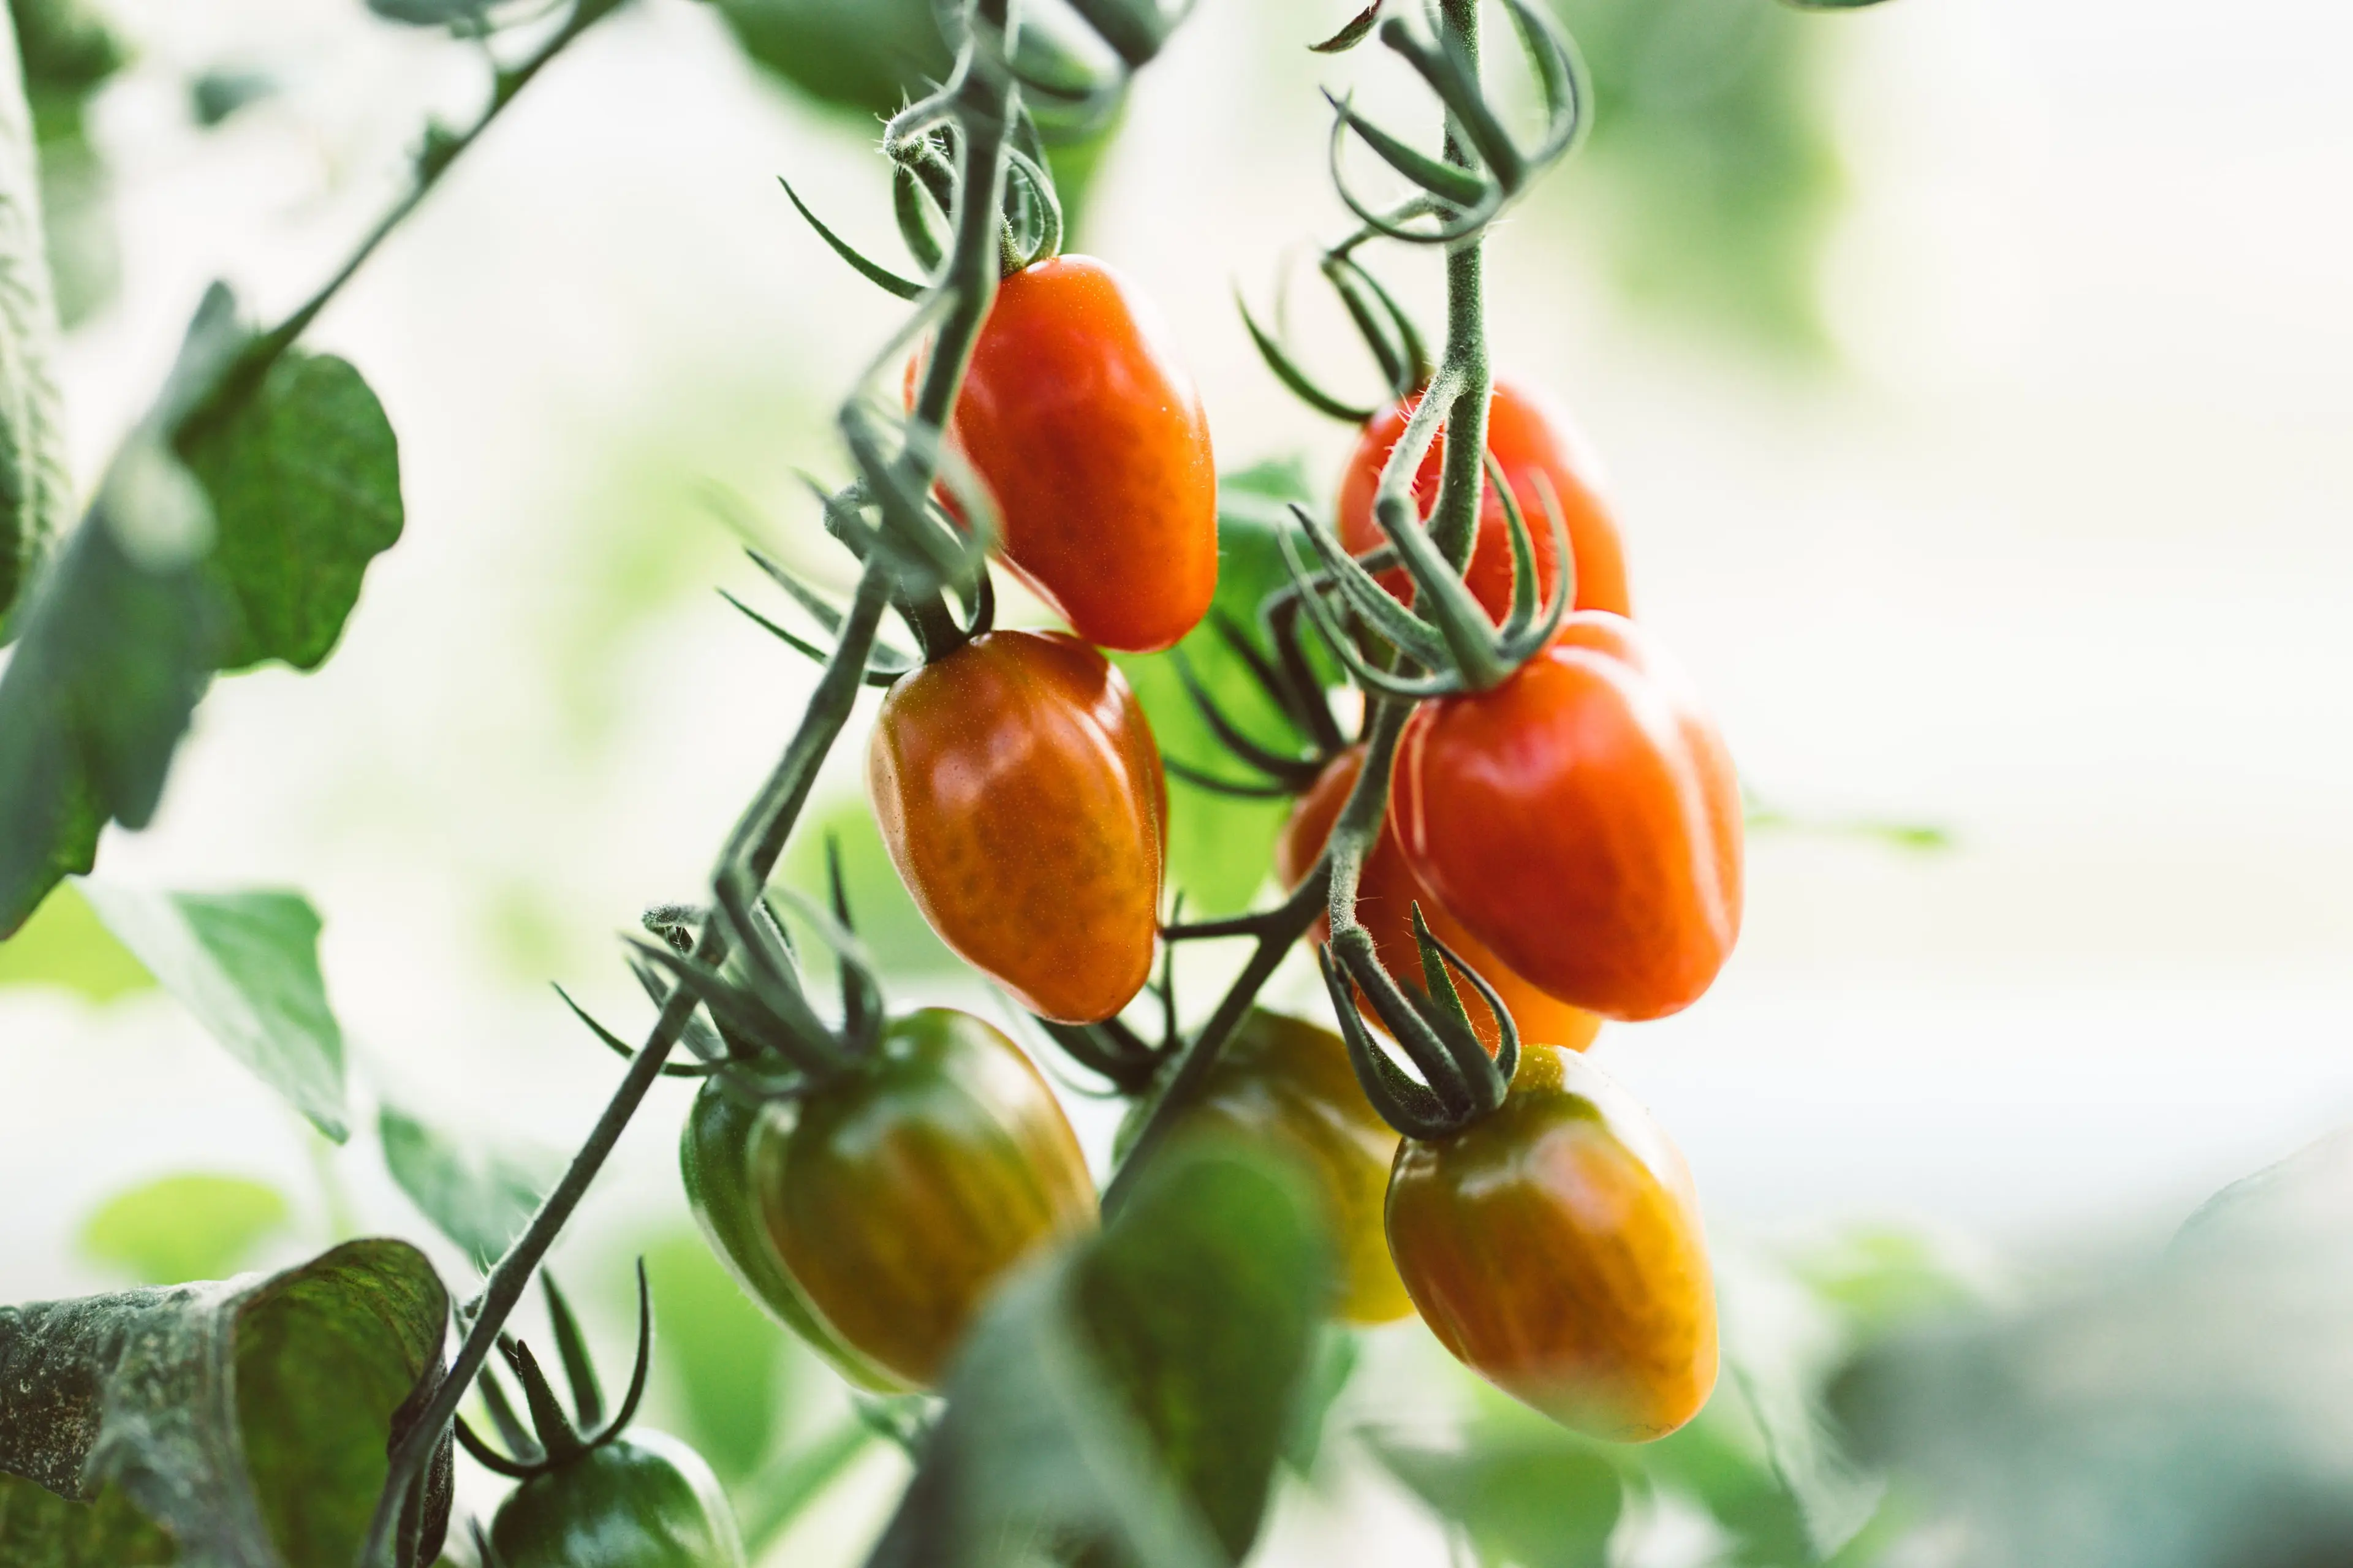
[0,1238,453,1567]
[631,1225,806,1488]
[80,1172,292,1286]
[0,881,153,1001]
[0,0,77,638]
[379,1104,559,1271]
[80,882,349,1142]
[7,0,127,330]
[1837,1128,2353,1568]
[1373,1428,1621,1568]
[867,1142,1330,1567]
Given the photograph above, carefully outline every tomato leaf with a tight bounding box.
[78,882,350,1142]
[1112,459,1335,916]
[180,347,404,673]
[866,1143,1330,1567]
[0,0,77,645]
[0,1238,454,1568]
[0,882,155,1002]
[0,1477,176,1566]
[80,1173,293,1286]
[1370,1431,1621,1568]
[378,1104,559,1271]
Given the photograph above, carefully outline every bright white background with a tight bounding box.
[6,0,2353,1559]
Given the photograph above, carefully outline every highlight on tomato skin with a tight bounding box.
[922,252,1219,654]
[1276,745,1603,1056]
[1143,1007,1415,1326]
[1392,611,1743,1022]
[747,1009,1097,1391]
[1385,1045,1719,1442]
[866,628,1167,1026]
[1337,379,1632,626]
[488,1431,748,1568]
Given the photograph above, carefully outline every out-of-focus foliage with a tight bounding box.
[781,790,961,976]
[7,0,124,330]
[79,1172,293,1286]
[868,1143,1329,1567]
[81,882,350,1141]
[705,0,949,121]
[0,881,153,1000]
[0,1238,452,1568]
[1548,0,1845,352]
[625,1225,813,1489]
[0,0,75,643]
[379,1104,558,1271]
[1837,1127,2353,1568]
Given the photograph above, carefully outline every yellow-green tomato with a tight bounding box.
[1168,1009,1412,1326]
[1386,1045,1719,1441]
[749,1009,1097,1388]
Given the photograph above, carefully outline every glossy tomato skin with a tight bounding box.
[749,1009,1096,1390]
[488,1431,746,1568]
[933,254,1218,653]
[1387,1046,1718,1441]
[1338,381,1631,625]
[1393,613,1741,1021]
[1156,1008,1412,1325]
[1276,747,1601,1056]
[681,1078,909,1393]
[869,629,1167,1025]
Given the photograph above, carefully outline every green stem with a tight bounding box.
[1426,0,1491,578]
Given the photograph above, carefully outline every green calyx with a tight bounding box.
[454,1266,653,1481]
[1319,904,1521,1142]
[478,1431,746,1568]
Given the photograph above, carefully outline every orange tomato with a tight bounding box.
[1387,1045,1718,1441]
[1392,612,1741,1021]
[868,629,1166,1024]
[925,254,1218,653]
[1276,746,1601,1055]
[1336,381,1631,626]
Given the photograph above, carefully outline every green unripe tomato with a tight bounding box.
[488,1431,744,1568]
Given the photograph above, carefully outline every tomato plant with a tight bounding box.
[1387,1044,1719,1440]
[923,254,1219,654]
[1393,612,1745,1021]
[1338,380,1634,624]
[486,1433,746,1568]
[867,629,1167,1025]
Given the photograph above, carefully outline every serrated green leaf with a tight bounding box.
[0,1237,452,1568]
[0,880,153,1001]
[181,348,403,672]
[81,1172,292,1286]
[0,0,77,642]
[79,883,349,1142]
[378,1104,558,1271]
[865,1144,1330,1568]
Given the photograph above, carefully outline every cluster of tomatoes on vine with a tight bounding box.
[623,172,1751,1468]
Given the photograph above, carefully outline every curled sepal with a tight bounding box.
[1329,926,1474,1115]
[778,178,925,301]
[455,1262,654,1483]
[1489,469,1575,664]
[624,934,852,1084]
[1318,945,1460,1140]
[1035,1016,1164,1094]
[1406,903,1518,1105]
[1311,0,1382,53]
[760,882,890,1062]
[1286,502,1454,669]
[1275,522,1461,702]
[1170,645,1328,789]
[554,982,718,1079]
[893,164,948,277]
[1002,146,1066,272]
[1238,287,1377,424]
[838,401,994,596]
[1320,250,1429,401]
[1322,88,1491,208]
[1162,757,1298,800]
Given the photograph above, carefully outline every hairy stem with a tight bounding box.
[1427,0,1491,577]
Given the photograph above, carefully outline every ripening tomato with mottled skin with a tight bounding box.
[1392,612,1741,1021]
[868,629,1166,1025]
[1140,1008,1412,1325]
[1275,746,1601,1056]
[917,253,1218,653]
[1337,381,1631,626]
[747,1009,1095,1390]
[1387,1045,1718,1441]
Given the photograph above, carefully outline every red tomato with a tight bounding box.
[1276,747,1600,1056]
[868,629,1167,1025]
[1387,1044,1719,1441]
[920,254,1218,653]
[1337,381,1631,625]
[1392,612,1741,1021]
